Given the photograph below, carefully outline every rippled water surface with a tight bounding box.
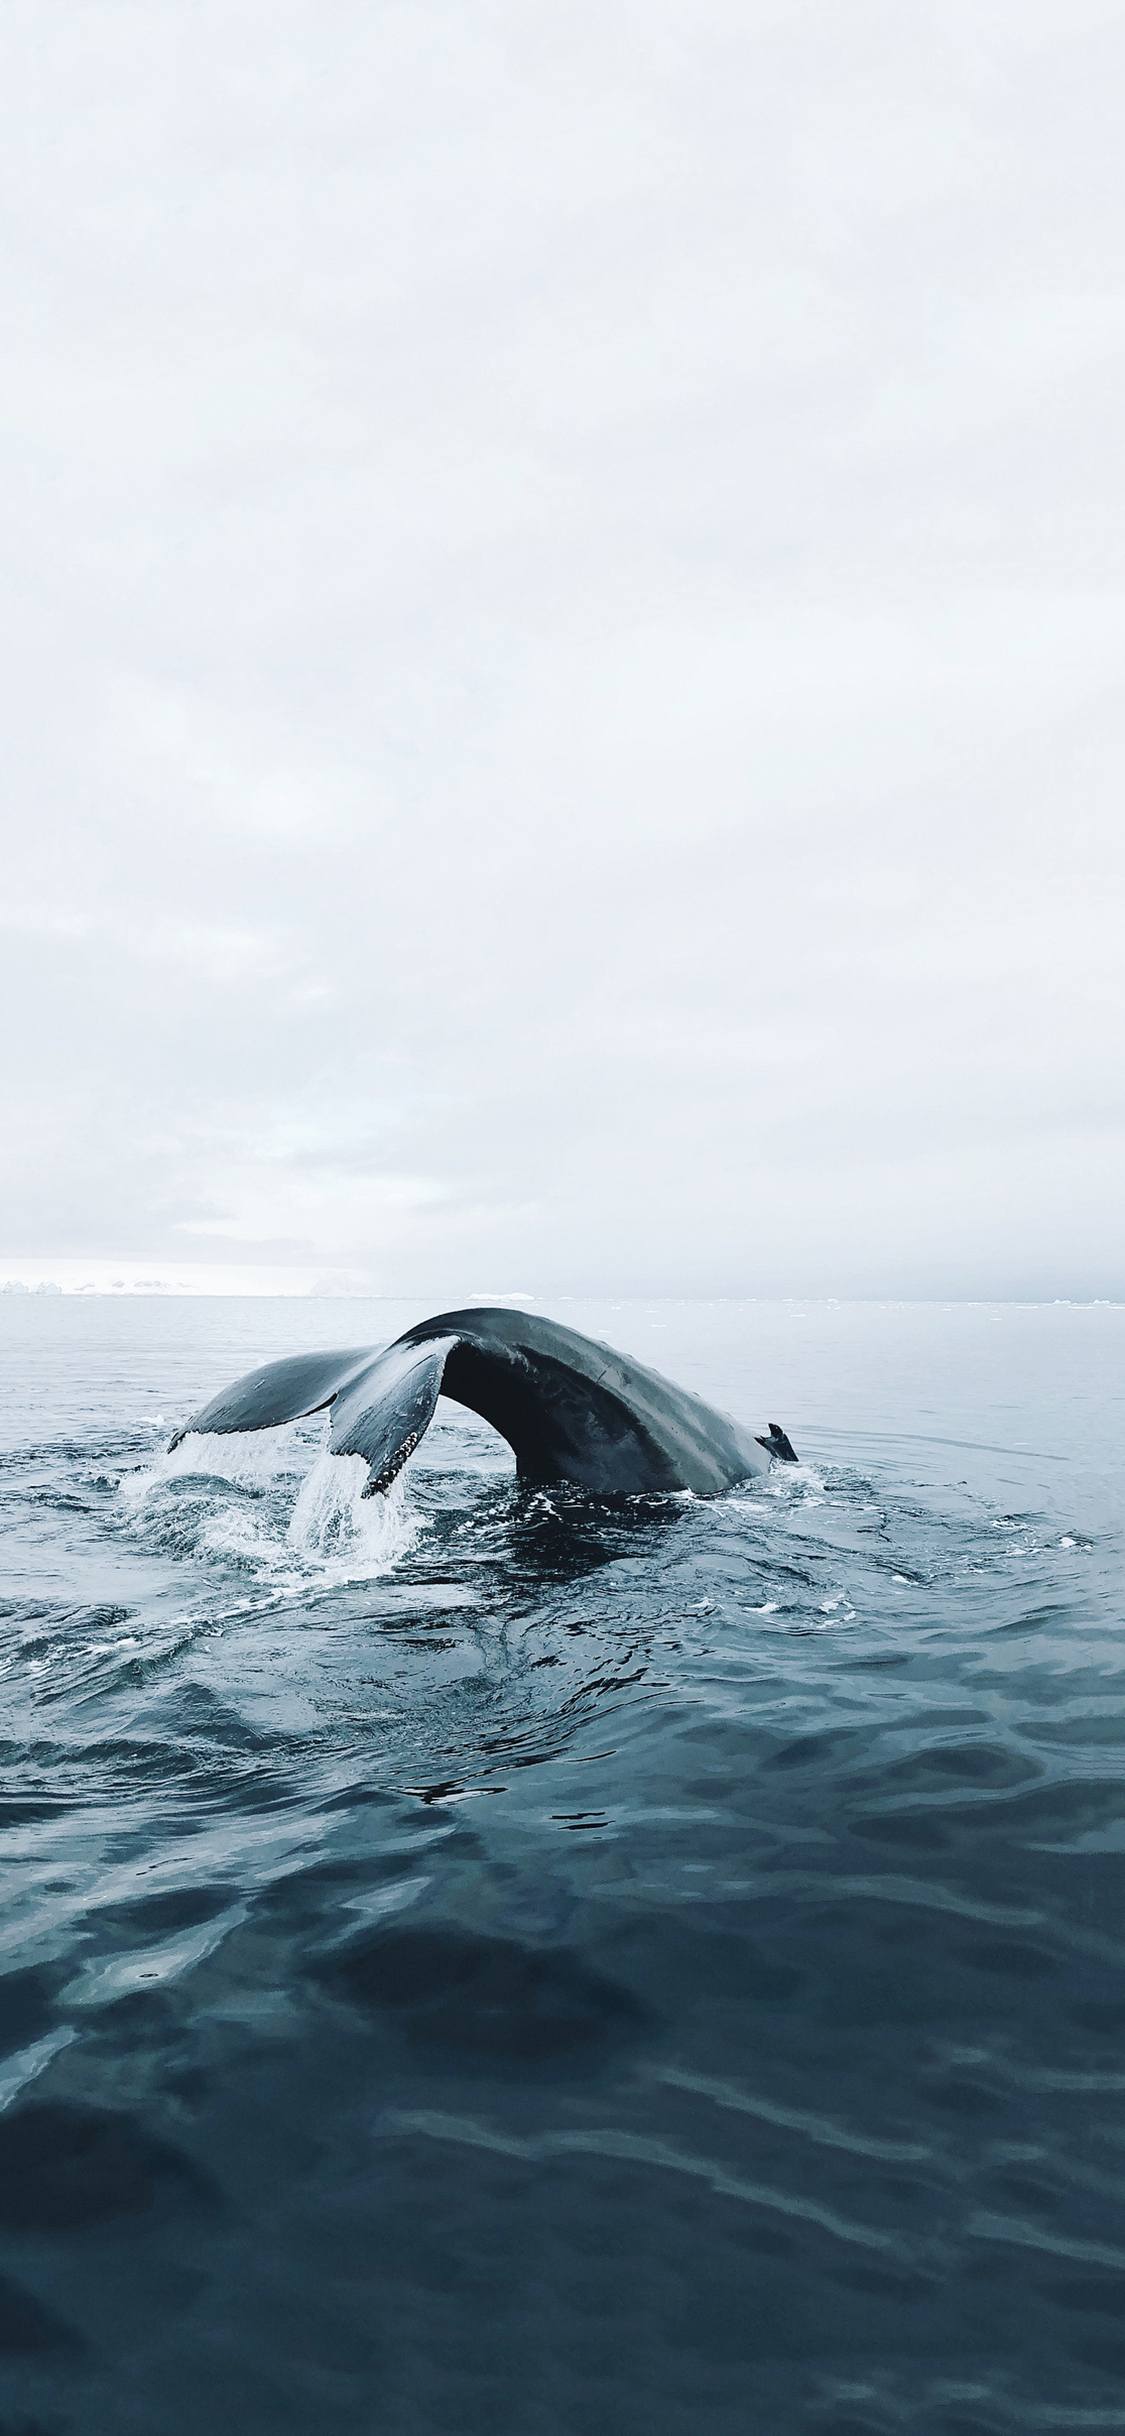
[2,1295,1123,2435]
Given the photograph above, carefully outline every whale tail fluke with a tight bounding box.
[328,1338,455,1492]
[166,1345,375,1449]
[167,1307,787,1497]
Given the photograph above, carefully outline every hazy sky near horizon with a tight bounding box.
[3,0,1123,1298]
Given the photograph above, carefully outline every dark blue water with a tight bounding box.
[2,1296,1123,2435]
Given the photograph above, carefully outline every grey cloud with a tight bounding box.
[2,0,1123,1295]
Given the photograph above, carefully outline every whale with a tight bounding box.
[168,1305,798,1497]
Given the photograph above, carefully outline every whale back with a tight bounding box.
[406,1309,767,1493]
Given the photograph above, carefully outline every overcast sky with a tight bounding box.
[3,0,1123,1298]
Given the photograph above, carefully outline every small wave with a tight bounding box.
[722,1461,828,1511]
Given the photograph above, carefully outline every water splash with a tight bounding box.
[287,1452,417,1573]
[119,1424,308,1503]
[117,1429,417,1583]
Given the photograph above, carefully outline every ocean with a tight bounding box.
[1,1294,1122,2435]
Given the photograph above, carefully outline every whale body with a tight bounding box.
[169,1305,797,1497]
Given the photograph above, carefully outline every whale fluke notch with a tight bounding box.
[168,1306,796,1497]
